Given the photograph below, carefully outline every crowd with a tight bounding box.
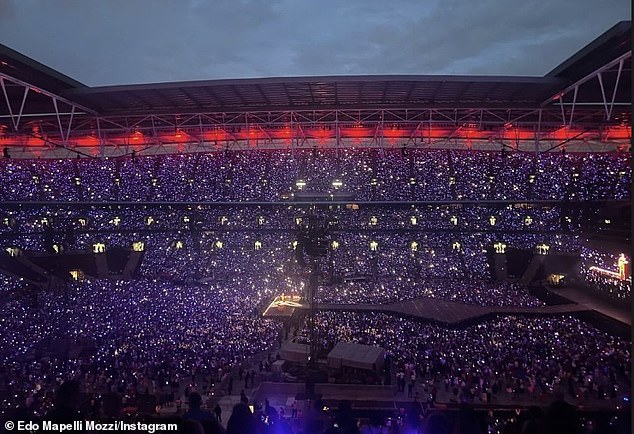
[316,278,543,306]
[0,149,630,431]
[0,149,630,202]
[298,312,631,404]
[0,204,578,237]
[3,228,576,304]
[0,277,282,419]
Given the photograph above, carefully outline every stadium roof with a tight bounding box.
[0,43,86,94]
[0,21,630,157]
[0,21,629,116]
[547,21,631,82]
[61,75,566,115]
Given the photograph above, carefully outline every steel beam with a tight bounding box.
[0,71,98,116]
[541,51,632,108]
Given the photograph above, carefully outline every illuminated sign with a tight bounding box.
[132,241,145,252]
[92,243,106,253]
[536,243,550,255]
[5,247,21,257]
[69,270,84,282]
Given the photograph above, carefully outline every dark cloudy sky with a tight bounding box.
[0,0,629,86]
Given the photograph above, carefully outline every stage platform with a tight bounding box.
[262,294,305,319]
[311,286,631,327]
[548,287,631,326]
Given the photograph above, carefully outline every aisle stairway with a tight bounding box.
[493,253,507,281]
[520,255,545,285]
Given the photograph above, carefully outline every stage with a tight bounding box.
[262,285,630,328]
[262,294,305,319]
[314,286,631,327]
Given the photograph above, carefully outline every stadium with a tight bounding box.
[0,19,631,434]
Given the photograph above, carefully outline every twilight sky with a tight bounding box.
[0,0,629,86]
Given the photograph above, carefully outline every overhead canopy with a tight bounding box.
[547,21,631,83]
[0,22,629,157]
[327,342,385,371]
[59,75,566,115]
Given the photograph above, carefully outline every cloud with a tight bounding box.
[0,0,629,85]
